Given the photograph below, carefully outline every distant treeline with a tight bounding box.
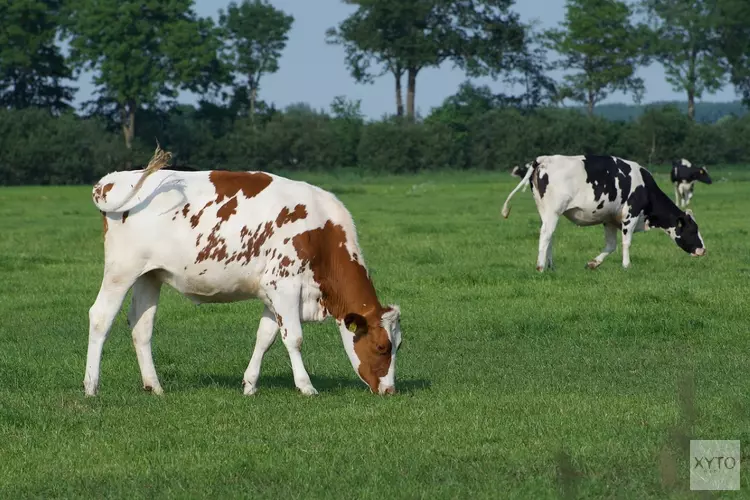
[3,95,749,185]
[582,101,748,123]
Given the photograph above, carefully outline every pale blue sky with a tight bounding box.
[72,0,739,118]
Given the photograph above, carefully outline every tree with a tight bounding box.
[326,4,406,116]
[0,0,75,113]
[219,0,293,120]
[63,0,227,149]
[714,0,750,105]
[642,0,726,120]
[546,0,650,116]
[327,0,526,119]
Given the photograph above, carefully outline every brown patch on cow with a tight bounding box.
[209,171,272,203]
[121,211,129,223]
[275,204,308,228]
[93,182,115,204]
[218,221,276,267]
[279,256,293,268]
[190,201,213,228]
[101,211,108,237]
[182,203,191,217]
[216,197,238,222]
[283,238,290,244]
[195,222,229,263]
[196,233,203,247]
[292,220,391,392]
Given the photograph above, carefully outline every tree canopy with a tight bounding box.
[0,0,74,113]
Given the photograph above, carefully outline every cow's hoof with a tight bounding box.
[143,384,164,395]
[536,266,544,272]
[298,385,319,396]
[243,382,258,396]
[586,261,600,269]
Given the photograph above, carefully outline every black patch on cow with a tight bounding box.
[583,155,633,203]
[597,201,605,209]
[623,228,628,235]
[536,170,549,198]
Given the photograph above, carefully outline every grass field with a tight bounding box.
[1,167,749,499]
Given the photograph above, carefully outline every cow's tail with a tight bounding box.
[93,143,172,212]
[501,163,534,218]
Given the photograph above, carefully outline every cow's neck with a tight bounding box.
[321,252,382,322]
[644,184,684,230]
[294,221,382,322]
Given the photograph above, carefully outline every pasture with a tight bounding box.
[0,167,748,498]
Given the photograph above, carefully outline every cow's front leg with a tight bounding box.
[269,287,318,396]
[621,217,640,269]
[674,183,680,206]
[587,223,618,269]
[536,214,559,272]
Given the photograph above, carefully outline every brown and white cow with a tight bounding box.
[86,146,402,396]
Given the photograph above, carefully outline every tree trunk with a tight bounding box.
[249,85,257,121]
[395,71,403,117]
[587,90,594,117]
[120,101,135,150]
[406,67,417,120]
[687,89,695,121]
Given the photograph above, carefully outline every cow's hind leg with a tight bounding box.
[267,285,318,395]
[536,214,559,272]
[128,272,163,394]
[242,306,279,395]
[587,223,618,269]
[84,268,139,396]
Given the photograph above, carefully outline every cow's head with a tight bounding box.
[339,305,402,395]
[511,163,531,178]
[668,209,706,257]
[696,166,712,184]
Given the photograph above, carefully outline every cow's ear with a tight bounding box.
[344,313,368,336]
[685,209,694,217]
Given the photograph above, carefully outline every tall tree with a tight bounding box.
[326,4,405,116]
[327,0,525,119]
[643,0,725,120]
[714,0,750,105]
[546,0,650,116]
[63,0,227,149]
[0,0,74,113]
[219,0,293,120]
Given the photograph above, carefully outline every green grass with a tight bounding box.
[1,168,749,499]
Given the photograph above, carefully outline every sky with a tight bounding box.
[72,0,740,119]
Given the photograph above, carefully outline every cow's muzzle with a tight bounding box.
[692,248,706,257]
[378,384,396,395]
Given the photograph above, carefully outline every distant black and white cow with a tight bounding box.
[510,163,532,192]
[670,158,712,208]
[502,155,706,271]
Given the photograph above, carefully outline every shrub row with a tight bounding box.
[1,104,749,185]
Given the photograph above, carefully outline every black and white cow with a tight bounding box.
[510,163,532,192]
[511,164,530,179]
[501,155,706,271]
[670,158,712,208]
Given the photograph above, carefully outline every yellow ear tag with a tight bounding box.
[348,322,357,333]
